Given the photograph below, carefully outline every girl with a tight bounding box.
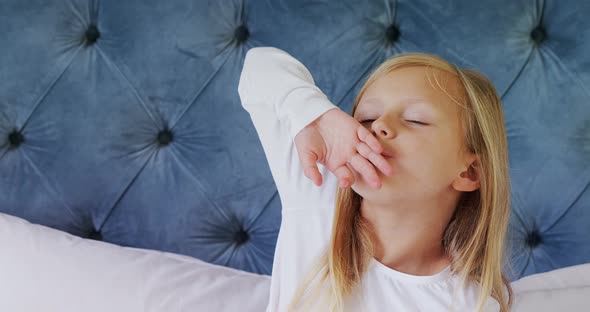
[238,47,513,312]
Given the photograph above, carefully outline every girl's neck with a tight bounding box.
[360,196,456,276]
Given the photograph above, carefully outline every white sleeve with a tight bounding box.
[238,47,340,212]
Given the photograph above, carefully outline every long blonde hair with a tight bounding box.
[288,53,514,312]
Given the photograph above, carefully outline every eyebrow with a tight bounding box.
[358,97,435,112]
[363,97,429,105]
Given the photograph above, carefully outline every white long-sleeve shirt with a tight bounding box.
[238,47,500,312]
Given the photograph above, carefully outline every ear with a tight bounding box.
[452,155,481,192]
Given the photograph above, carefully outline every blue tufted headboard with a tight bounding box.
[1,0,589,280]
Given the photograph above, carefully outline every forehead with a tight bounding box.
[357,66,464,117]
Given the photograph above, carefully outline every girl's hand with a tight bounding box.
[294,108,394,189]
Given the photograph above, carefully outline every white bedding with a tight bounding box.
[510,261,590,311]
[1,212,589,311]
[0,212,270,312]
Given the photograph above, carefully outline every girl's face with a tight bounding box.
[351,66,478,202]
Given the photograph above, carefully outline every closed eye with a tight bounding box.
[406,120,428,125]
[360,119,427,126]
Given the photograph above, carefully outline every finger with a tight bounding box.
[356,141,394,176]
[298,150,323,186]
[349,153,382,189]
[333,166,355,189]
[357,126,383,154]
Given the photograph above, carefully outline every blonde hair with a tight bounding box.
[288,53,514,312]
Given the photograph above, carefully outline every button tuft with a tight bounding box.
[234,25,249,43]
[157,128,173,146]
[531,26,546,44]
[85,24,100,44]
[89,230,103,241]
[385,24,400,44]
[234,228,249,245]
[526,230,542,248]
[8,130,24,148]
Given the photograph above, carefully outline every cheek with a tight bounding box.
[422,147,462,182]
[404,142,449,177]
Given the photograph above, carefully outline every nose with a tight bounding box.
[372,118,396,139]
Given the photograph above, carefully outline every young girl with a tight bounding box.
[238,47,513,312]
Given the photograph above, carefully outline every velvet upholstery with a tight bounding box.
[1,0,589,279]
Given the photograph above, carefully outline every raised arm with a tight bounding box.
[238,47,340,211]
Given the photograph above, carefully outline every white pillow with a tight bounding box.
[511,261,590,311]
[0,212,271,312]
[2,212,589,312]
